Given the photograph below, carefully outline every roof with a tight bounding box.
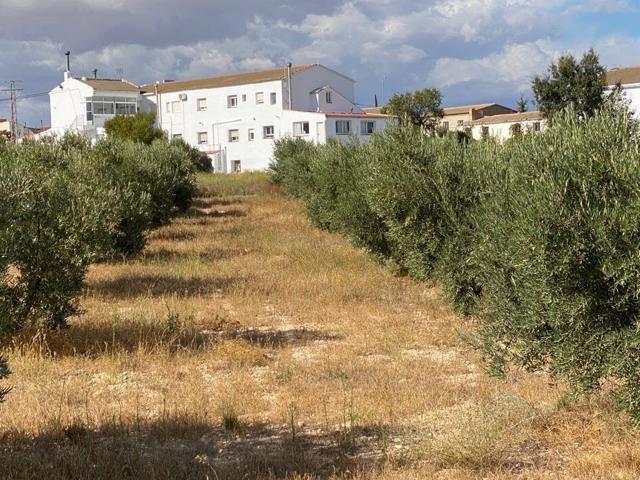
[142,64,316,94]
[607,66,640,86]
[75,78,141,92]
[465,111,544,126]
[362,106,383,114]
[443,103,516,116]
[324,111,394,119]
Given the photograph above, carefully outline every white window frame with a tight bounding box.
[242,94,247,102]
[172,133,183,140]
[197,131,208,144]
[263,125,275,139]
[196,98,207,111]
[231,160,242,173]
[326,91,332,104]
[360,120,375,135]
[248,128,255,141]
[335,119,351,135]
[227,95,238,108]
[293,121,310,137]
[171,101,182,113]
[166,102,170,113]
[256,92,264,104]
[228,129,240,143]
[270,92,277,105]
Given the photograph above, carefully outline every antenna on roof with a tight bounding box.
[374,94,378,107]
[92,68,98,79]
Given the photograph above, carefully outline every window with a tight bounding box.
[227,95,238,108]
[171,101,182,113]
[256,92,264,104]
[533,122,541,132]
[86,100,93,122]
[197,98,207,111]
[293,121,310,136]
[336,119,351,135]
[228,129,240,142]
[172,134,183,140]
[270,92,277,105]
[248,128,255,141]
[263,125,275,139]
[360,120,375,135]
[231,160,242,173]
[442,121,449,130]
[166,102,171,113]
[326,91,332,104]
[457,120,464,127]
[242,94,247,102]
[197,131,208,144]
[481,126,490,138]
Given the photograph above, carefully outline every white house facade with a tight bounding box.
[607,66,640,116]
[142,64,393,172]
[464,111,546,142]
[45,59,392,171]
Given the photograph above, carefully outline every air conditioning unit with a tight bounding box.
[178,93,188,101]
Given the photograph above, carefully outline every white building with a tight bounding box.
[142,64,393,172]
[607,65,640,116]
[464,111,546,142]
[46,55,393,171]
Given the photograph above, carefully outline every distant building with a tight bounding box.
[607,65,640,115]
[46,54,393,172]
[0,117,34,140]
[440,103,516,131]
[464,111,546,142]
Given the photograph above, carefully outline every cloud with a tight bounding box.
[1,0,640,124]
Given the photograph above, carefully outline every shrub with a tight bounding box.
[104,112,165,145]
[171,138,213,173]
[0,140,117,330]
[269,138,316,198]
[468,102,640,418]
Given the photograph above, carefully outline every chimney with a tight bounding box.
[64,51,71,80]
[286,62,293,110]
[92,68,98,79]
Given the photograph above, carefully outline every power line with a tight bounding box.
[0,92,49,102]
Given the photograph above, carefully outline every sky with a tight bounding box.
[1,0,640,126]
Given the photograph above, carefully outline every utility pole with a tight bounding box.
[9,80,18,143]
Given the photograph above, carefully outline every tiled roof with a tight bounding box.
[324,111,394,118]
[607,66,640,86]
[443,103,496,115]
[75,78,141,92]
[465,111,544,126]
[141,65,316,94]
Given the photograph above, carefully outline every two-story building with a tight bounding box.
[141,64,392,172]
[439,103,516,131]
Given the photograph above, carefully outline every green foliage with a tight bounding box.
[269,97,640,422]
[269,138,316,198]
[509,123,523,140]
[0,134,195,338]
[104,112,165,145]
[532,48,606,121]
[0,355,11,403]
[516,97,528,113]
[382,88,444,132]
[171,138,212,172]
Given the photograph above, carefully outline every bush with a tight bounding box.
[270,100,640,422]
[269,138,316,198]
[104,112,165,145]
[171,138,213,173]
[0,355,11,402]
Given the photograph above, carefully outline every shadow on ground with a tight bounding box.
[227,328,344,348]
[1,417,395,480]
[87,272,242,299]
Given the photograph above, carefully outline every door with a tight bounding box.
[315,122,325,144]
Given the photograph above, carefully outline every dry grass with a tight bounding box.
[2,172,640,479]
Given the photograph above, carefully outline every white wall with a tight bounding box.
[325,115,393,143]
[615,84,640,117]
[469,119,546,142]
[289,65,355,112]
[147,79,285,172]
[49,77,93,132]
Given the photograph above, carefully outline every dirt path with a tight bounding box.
[2,175,639,479]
